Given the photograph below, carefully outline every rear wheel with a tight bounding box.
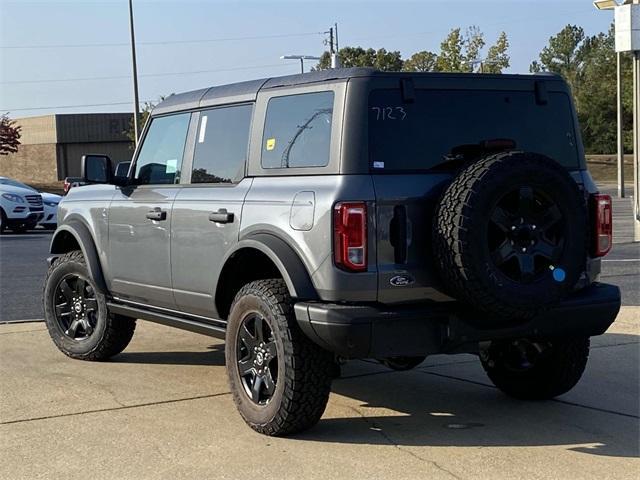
[225,279,333,436]
[43,251,136,360]
[481,337,589,400]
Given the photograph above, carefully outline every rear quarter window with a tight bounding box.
[261,91,334,169]
[368,89,580,172]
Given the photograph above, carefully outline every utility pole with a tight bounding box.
[128,0,140,145]
[334,23,341,68]
[617,52,625,197]
[329,27,336,68]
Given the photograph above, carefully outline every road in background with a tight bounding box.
[0,186,638,322]
[0,231,51,321]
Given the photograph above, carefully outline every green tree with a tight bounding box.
[531,24,633,153]
[402,50,438,72]
[435,27,510,73]
[316,47,402,71]
[436,28,467,72]
[0,114,21,155]
[484,31,510,73]
[529,25,587,94]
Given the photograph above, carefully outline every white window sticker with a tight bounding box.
[198,115,208,143]
[373,161,385,169]
[166,159,178,174]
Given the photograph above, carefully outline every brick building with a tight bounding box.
[0,113,134,184]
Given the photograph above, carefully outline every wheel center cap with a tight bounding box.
[74,302,83,313]
[255,352,264,366]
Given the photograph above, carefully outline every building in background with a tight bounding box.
[0,113,134,184]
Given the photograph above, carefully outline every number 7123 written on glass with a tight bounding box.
[370,106,407,121]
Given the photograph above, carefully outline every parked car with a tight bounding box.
[0,177,61,230]
[40,192,62,229]
[0,177,44,233]
[63,177,84,195]
[43,69,620,437]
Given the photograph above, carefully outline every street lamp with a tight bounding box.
[594,0,626,198]
[280,55,321,74]
[466,58,499,73]
[594,0,640,240]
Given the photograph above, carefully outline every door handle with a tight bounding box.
[209,208,234,224]
[146,207,167,221]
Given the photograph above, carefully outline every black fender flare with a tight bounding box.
[224,232,318,301]
[49,221,108,294]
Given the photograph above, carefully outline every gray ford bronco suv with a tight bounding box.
[43,68,621,436]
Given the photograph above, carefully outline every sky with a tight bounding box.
[0,0,614,119]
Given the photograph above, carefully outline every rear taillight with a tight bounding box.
[63,180,70,195]
[334,202,367,272]
[591,194,612,257]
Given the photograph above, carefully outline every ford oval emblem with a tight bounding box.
[390,274,415,287]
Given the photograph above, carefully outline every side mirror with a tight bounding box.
[81,154,113,184]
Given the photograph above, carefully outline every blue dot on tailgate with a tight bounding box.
[553,268,566,282]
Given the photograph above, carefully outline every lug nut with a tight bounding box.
[511,226,516,231]
[521,248,527,253]
[532,225,536,230]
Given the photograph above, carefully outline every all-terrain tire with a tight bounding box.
[43,250,136,361]
[481,337,590,400]
[225,279,334,436]
[433,151,588,323]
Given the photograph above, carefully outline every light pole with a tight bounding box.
[128,0,140,145]
[594,0,640,240]
[280,55,321,74]
[466,58,499,73]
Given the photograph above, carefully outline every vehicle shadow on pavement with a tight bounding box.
[113,344,226,366]
[299,333,639,459]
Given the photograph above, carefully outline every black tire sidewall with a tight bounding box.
[225,291,288,427]
[467,159,586,306]
[434,152,588,319]
[44,255,109,356]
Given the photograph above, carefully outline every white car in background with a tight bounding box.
[0,177,60,233]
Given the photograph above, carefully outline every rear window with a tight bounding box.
[368,89,580,171]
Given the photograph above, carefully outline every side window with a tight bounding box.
[261,91,334,169]
[191,104,252,184]
[134,113,190,185]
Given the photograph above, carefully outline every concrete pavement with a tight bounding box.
[1,308,638,480]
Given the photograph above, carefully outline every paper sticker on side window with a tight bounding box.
[198,116,208,144]
[266,138,276,151]
[166,159,178,174]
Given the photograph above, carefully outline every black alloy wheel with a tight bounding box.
[53,274,99,340]
[488,185,564,283]
[236,313,279,405]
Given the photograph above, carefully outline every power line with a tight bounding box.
[1,62,293,85]
[0,31,325,50]
[1,101,156,112]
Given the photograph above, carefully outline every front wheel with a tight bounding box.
[481,337,589,400]
[43,251,136,361]
[225,279,334,436]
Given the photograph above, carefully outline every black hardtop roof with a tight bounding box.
[151,68,561,116]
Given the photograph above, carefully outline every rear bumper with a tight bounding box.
[294,283,621,358]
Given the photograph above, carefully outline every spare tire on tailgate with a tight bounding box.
[433,151,588,323]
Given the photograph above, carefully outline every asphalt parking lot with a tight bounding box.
[0,187,638,479]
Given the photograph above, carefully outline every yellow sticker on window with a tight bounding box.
[266,138,276,151]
